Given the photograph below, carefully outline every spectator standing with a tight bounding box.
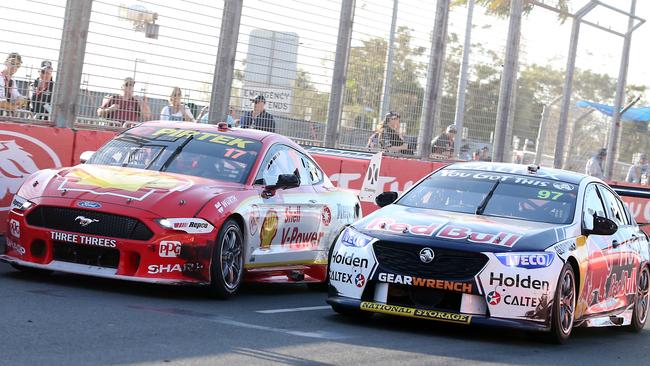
[431,124,457,158]
[479,146,492,162]
[585,148,607,180]
[626,153,649,184]
[240,95,275,133]
[380,111,408,153]
[30,60,54,119]
[160,87,195,122]
[97,77,151,125]
[0,52,26,110]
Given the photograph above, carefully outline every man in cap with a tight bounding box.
[97,76,151,126]
[626,152,649,184]
[431,124,457,159]
[30,60,55,118]
[585,148,607,180]
[240,94,275,133]
[0,52,27,110]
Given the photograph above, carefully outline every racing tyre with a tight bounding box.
[548,263,576,344]
[629,265,649,332]
[208,219,244,299]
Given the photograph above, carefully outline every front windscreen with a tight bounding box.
[398,169,578,224]
[87,126,262,183]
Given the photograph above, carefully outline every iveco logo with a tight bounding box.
[419,247,435,263]
[75,216,99,227]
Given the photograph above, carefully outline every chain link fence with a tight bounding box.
[1,0,646,181]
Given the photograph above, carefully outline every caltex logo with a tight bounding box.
[487,291,501,305]
[355,273,366,288]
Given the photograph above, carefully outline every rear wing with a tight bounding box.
[610,183,650,225]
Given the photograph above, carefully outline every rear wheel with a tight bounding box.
[629,265,649,332]
[548,263,576,344]
[208,219,244,299]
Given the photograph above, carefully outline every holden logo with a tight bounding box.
[419,247,435,263]
[487,291,501,305]
[75,216,99,227]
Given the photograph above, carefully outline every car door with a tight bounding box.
[250,144,321,266]
[579,183,618,317]
[597,186,640,312]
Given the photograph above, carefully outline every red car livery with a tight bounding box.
[2,122,360,298]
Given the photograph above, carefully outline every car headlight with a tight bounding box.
[339,226,375,248]
[11,195,35,212]
[156,218,214,234]
[494,252,555,269]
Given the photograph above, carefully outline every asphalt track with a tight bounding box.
[0,237,648,366]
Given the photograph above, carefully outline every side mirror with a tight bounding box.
[586,215,618,236]
[375,191,398,207]
[265,174,300,192]
[80,151,95,163]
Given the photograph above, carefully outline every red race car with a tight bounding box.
[2,122,361,298]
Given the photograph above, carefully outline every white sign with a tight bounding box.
[241,85,293,114]
[359,152,383,203]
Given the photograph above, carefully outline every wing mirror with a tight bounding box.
[585,215,618,236]
[79,151,95,163]
[262,173,300,198]
[375,191,398,207]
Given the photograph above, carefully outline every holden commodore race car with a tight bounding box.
[327,162,650,343]
[2,121,361,298]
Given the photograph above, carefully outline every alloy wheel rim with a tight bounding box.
[559,271,575,334]
[220,227,242,290]
[637,267,650,324]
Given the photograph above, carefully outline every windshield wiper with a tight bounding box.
[160,135,194,172]
[475,180,500,215]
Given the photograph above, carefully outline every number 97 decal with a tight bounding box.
[537,190,563,200]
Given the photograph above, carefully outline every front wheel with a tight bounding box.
[208,219,244,299]
[548,263,576,344]
[629,265,649,332]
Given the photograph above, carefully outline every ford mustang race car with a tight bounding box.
[327,162,650,343]
[2,121,360,298]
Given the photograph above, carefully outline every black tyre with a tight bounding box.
[548,263,576,344]
[629,265,649,332]
[208,219,244,299]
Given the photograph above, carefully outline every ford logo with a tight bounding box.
[78,201,102,209]
[75,216,99,227]
[419,247,435,263]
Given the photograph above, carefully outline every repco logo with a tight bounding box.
[331,252,369,268]
[189,222,208,229]
[0,131,62,212]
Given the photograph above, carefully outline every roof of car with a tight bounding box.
[136,121,287,143]
[446,161,586,185]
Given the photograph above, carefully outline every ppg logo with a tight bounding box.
[159,241,182,258]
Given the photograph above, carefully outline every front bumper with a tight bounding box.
[327,295,550,332]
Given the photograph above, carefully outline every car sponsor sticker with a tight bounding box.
[376,272,473,294]
[151,128,255,149]
[51,231,117,248]
[365,217,442,236]
[249,204,261,235]
[321,205,332,226]
[340,227,373,248]
[147,262,204,274]
[360,302,472,325]
[495,252,554,269]
[166,218,214,234]
[436,225,521,248]
[6,238,25,256]
[159,241,182,258]
[9,219,20,238]
[329,243,378,298]
[215,195,237,214]
[260,209,278,249]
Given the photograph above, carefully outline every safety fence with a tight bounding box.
[0,0,646,181]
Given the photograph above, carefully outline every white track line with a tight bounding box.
[256,305,332,314]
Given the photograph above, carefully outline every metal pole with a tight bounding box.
[325,0,355,148]
[534,95,562,165]
[562,109,595,169]
[492,0,522,162]
[605,0,636,179]
[51,0,92,128]
[208,0,243,124]
[416,0,450,158]
[453,0,474,159]
[554,1,597,168]
[380,0,398,118]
